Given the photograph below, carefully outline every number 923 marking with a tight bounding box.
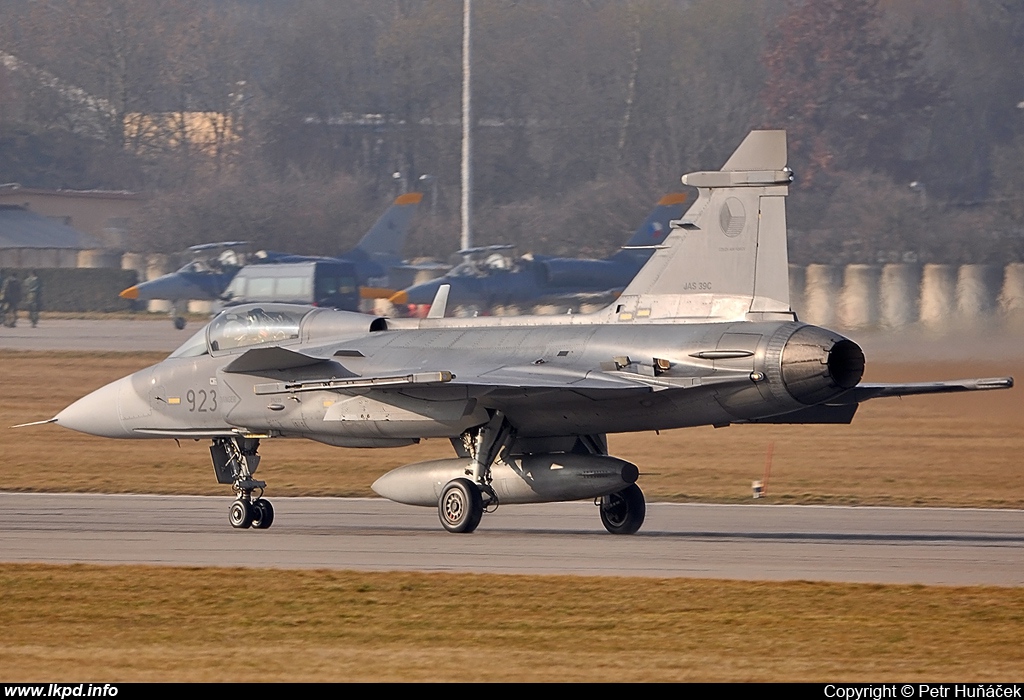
[186,389,218,412]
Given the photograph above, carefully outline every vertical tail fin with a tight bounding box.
[352,192,423,261]
[609,130,794,324]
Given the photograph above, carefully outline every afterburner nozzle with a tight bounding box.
[781,326,865,405]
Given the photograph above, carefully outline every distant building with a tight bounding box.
[0,204,102,268]
[0,185,144,250]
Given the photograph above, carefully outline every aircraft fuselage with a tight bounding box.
[59,319,863,444]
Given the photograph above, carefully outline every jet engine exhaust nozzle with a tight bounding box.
[780,326,865,405]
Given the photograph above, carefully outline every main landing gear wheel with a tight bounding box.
[173,316,187,330]
[438,478,484,533]
[599,483,646,535]
[251,498,275,529]
[229,499,254,529]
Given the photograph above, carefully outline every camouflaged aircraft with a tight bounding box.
[389,193,688,315]
[34,131,1013,534]
[119,192,422,329]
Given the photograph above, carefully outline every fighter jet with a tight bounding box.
[120,192,423,329]
[39,131,1012,535]
[120,242,249,329]
[389,193,688,315]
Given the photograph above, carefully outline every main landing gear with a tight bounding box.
[439,412,513,533]
[438,478,484,533]
[597,483,646,535]
[439,417,647,535]
[211,436,275,530]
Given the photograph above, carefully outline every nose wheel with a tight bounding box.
[229,497,275,530]
[251,498,275,528]
[229,499,254,528]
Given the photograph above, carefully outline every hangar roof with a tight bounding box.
[0,205,102,249]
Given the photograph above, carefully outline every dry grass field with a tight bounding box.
[2,350,1021,507]
[1,563,1022,682]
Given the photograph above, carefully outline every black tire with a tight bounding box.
[173,316,187,330]
[251,498,275,529]
[599,484,646,535]
[438,478,483,533]
[229,499,254,529]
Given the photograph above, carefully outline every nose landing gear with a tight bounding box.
[212,437,275,531]
[228,496,275,530]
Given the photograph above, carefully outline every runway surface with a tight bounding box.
[1,492,1020,585]
[0,318,188,352]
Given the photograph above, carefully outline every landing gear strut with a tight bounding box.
[439,412,515,533]
[211,437,275,530]
[169,301,186,330]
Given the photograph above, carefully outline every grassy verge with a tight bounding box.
[1,563,1021,682]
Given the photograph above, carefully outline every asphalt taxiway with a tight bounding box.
[0,318,188,352]
[1,493,1020,585]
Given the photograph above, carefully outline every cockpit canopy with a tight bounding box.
[207,305,307,352]
[167,304,311,359]
[167,303,388,360]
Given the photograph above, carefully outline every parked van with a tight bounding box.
[221,260,360,311]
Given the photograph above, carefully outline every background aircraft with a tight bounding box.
[120,192,422,328]
[43,131,1012,536]
[389,193,688,315]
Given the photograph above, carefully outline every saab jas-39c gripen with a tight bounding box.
[32,131,1013,535]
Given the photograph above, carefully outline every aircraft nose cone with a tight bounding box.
[55,376,138,438]
[125,275,201,302]
[119,285,139,300]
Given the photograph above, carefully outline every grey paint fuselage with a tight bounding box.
[87,316,835,443]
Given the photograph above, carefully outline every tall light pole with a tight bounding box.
[418,174,437,217]
[461,0,473,253]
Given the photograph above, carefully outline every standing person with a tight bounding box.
[1,273,22,327]
[23,270,41,328]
